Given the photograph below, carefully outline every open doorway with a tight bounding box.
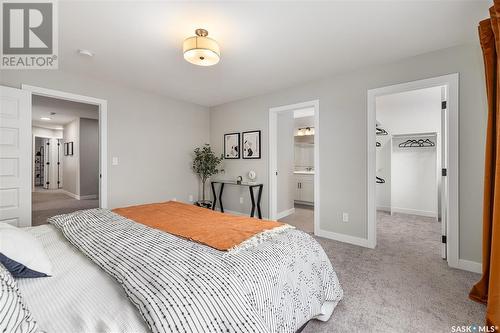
[31,95,100,226]
[376,86,444,255]
[367,74,459,269]
[269,100,319,235]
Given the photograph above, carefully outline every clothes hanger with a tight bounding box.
[376,127,388,136]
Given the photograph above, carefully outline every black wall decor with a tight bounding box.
[224,133,240,159]
[242,130,261,159]
[64,142,74,156]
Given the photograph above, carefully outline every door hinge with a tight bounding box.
[442,235,447,244]
[442,168,447,177]
[441,101,447,109]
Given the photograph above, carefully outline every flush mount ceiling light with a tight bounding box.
[40,117,51,121]
[78,49,94,57]
[183,29,220,66]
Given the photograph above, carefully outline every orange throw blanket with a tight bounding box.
[113,201,286,251]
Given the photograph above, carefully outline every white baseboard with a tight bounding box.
[80,194,98,200]
[61,190,79,200]
[294,200,314,206]
[456,259,482,274]
[376,206,391,212]
[276,208,295,220]
[390,207,437,218]
[60,190,97,201]
[315,228,375,249]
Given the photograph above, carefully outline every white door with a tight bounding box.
[43,138,50,189]
[440,86,448,259]
[0,86,31,227]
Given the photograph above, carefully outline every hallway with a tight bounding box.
[32,191,98,226]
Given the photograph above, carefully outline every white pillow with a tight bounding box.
[0,223,53,277]
[0,263,39,332]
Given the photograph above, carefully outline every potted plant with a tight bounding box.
[192,144,223,208]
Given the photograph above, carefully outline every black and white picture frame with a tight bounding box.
[242,130,261,159]
[64,142,74,156]
[224,133,240,159]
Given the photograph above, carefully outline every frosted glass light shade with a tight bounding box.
[183,30,220,66]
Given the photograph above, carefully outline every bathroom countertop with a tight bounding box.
[293,171,315,175]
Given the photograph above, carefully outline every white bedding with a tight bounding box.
[17,225,149,333]
[17,219,342,333]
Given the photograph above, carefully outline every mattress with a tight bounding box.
[17,225,149,333]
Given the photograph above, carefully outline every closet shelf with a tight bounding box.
[391,132,437,138]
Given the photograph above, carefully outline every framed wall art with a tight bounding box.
[242,130,261,159]
[224,133,240,159]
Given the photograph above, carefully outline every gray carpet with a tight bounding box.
[283,210,485,332]
[279,204,314,233]
[32,191,99,226]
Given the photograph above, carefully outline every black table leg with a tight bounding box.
[249,186,256,218]
[218,183,225,213]
[211,182,217,210]
[256,184,263,219]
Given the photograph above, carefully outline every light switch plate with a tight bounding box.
[112,157,119,165]
[342,212,349,223]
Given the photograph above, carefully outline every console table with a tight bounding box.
[211,180,264,219]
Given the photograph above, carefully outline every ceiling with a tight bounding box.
[58,1,490,107]
[32,95,98,129]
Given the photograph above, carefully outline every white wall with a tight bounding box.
[1,70,210,208]
[391,135,438,217]
[294,115,315,169]
[375,86,442,217]
[375,136,391,211]
[63,119,79,196]
[209,43,486,263]
[79,118,99,197]
[277,112,295,214]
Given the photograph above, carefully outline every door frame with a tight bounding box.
[22,85,108,209]
[269,100,319,235]
[366,73,459,268]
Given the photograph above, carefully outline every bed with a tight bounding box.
[16,202,343,333]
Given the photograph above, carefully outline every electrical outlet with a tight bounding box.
[342,212,349,223]
[240,197,244,204]
[188,195,193,202]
